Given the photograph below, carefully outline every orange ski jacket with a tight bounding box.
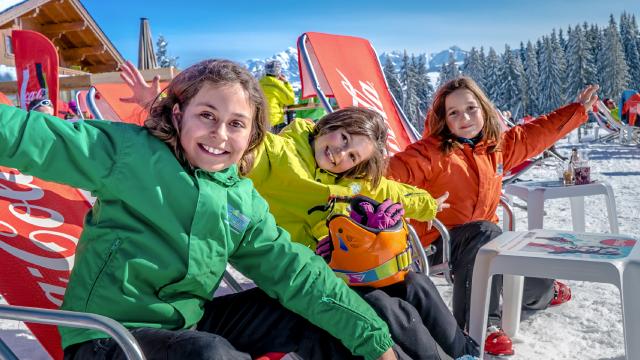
[388,103,587,246]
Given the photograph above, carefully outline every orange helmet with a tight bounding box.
[322,196,412,288]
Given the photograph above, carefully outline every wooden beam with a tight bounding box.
[0,74,91,94]
[61,45,105,60]
[41,21,86,34]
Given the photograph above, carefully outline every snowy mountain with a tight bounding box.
[428,45,468,71]
[244,45,468,90]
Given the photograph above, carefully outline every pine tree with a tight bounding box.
[478,47,487,90]
[399,51,421,127]
[383,55,403,103]
[597,15,630,99]
[565,25,596,101]
[619,12,640,90]
[484,47,501,103]
[498,44,526,114]
[413,55,434,134]
[538,36,566,112]
[438,52,460,87]
[461,47,485,88]
[156,35,179,68]
[524,41,541,115]
[558,28,568,52]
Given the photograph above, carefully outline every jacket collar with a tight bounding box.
[194,165,240,186]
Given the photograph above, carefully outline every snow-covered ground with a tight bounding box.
[1,127,638,359]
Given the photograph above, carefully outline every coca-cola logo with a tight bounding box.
[336,68,402,154]
[0,168,84,307]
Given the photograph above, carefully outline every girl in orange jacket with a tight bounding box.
[388,76,599,356]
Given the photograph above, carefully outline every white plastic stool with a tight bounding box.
[504,180,619,233]
[469,230,640,359]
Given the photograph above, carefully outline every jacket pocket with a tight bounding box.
[84,238,122,310]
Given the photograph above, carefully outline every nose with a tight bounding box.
[334,148,346,163]
[210,121,227,140]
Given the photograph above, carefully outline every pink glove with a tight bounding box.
[351,199,404,229]
[315,236,333,262]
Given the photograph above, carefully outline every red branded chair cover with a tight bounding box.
[92,82,170,125]
[297,32,417,154]
[0,167,91,359]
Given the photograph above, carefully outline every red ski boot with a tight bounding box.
[550,280,572,307]
[484,326,514,356]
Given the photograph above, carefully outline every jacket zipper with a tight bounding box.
[84,238,122,309]
[321,297,370,323]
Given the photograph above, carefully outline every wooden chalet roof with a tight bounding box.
[0,0,124,73]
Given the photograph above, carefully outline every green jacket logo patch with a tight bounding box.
[227,205,250,234]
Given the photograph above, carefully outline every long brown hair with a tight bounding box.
[426,76,502,154]
[144,59,268,175]
[312,107,388,187]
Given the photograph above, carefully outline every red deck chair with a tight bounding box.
[86,81,169,125]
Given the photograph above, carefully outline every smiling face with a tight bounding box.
[313,128,375,174]
[174,82,254,172]
[444,88,485,139]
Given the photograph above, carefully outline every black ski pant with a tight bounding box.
[64,287,409,360]
[428,221,555,331]
[355,271,480,360]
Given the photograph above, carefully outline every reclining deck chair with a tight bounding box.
[593,99,640,145]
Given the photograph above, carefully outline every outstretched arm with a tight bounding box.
[118,60,162,108]
[230,192,396,360]
[502,85,598,170]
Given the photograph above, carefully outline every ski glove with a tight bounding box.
[315,236,333,263]
[350,199,404,229]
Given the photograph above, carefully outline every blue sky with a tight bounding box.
[81,0,640,66]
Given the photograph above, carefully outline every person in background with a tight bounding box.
[27,98,55,116]
[603,98,620,121]
[388,76,599,357]
[259,60,295,132]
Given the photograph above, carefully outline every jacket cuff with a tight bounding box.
[362,335,395,360]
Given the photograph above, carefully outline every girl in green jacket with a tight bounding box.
[0,59,400,360]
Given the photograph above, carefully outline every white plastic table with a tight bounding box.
[469,230,640,358]
[504,180,619,233]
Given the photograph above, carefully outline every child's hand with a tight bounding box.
[118,60,162,108]
[577,84,599,112]
[426,192,450,231]
[435,192,450,212]
[376,349,398,360]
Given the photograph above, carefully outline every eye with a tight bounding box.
[448,110,458,118]
[350,153,357,163]
[468,106,479,112]
[200,112,215,121]
[230,119,246,128]
[341,133,348,145]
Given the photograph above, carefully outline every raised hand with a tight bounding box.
[427,192,450,231]
[577,84,599,112]
[118,60,162,108]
